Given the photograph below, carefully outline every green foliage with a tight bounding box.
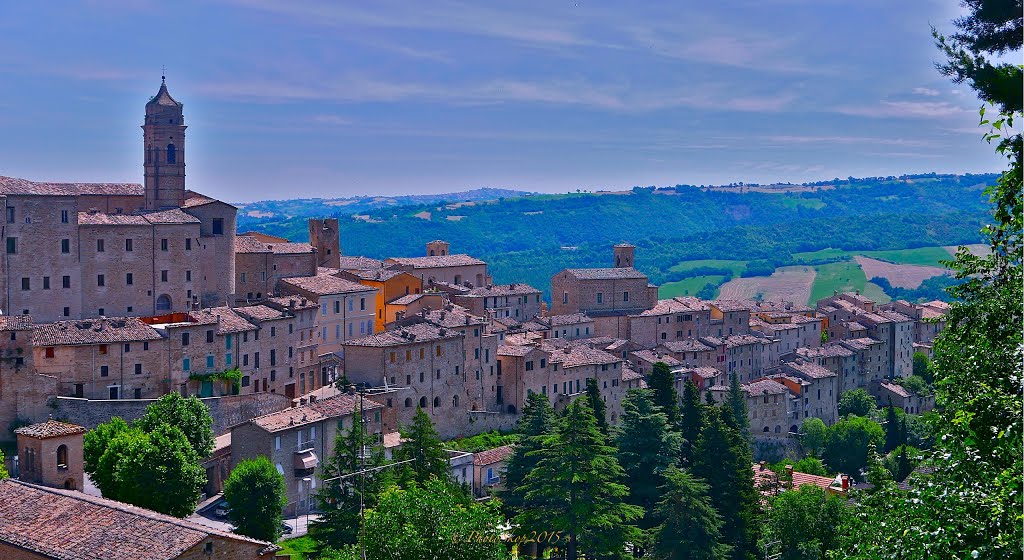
[692,406,758,560]
[445,430,520,453]
[585,377,609,434]
[799,417,827,457]
[896,374,932,397]
[648,362,679,426]
[515,398,642,560]
[822,416,884,481]
[188,367,243,387]
[772,457,829,478]
[883,406,907,453]
[837,389,876,419]
[882,444,920,483]
[912,351,932,383]
[727,374,750,440]
[360,478,510,560]
[395,407,449,486]
[679,379,704,466]
[762,485,847,560]
[224,457,287,542]
[134,393,215,458]
[84,395,214,517]
[651,465,731,560]
[870,274,961,303]
[615,390,680,530]
[0,448,8,480]
[501,392,554,526]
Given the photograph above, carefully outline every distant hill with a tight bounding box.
[237,173,999,300]
[234,187,531,221]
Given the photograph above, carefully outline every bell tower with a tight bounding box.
[143,75,186,210]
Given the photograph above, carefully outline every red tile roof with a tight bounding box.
[387,254,485,268]
[562,267,647,280]
[14,420,85,439]
[282,274,375,296]
[0,175,143,197]
[33,318,162,346]
[473,444,514,466]
[250,393,383,433]
[0,479,275,560]
[343,322,462,347]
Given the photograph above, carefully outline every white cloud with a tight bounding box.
[912,87,941,96]
[835,100,965,118]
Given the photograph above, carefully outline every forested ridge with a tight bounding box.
[239,173,995,296]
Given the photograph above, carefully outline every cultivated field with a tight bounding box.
[717,266,817,303]
[659,275,727,298]
[944,244,989,257]
[853,256,952,289]
[808,260,890,305]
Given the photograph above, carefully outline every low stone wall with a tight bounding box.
[51,392,292,435]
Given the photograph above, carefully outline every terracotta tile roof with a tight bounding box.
[267,242,315,254]
[782,361,837,379]
[181,191,218,208]
[709,299,753,312]
[465,283,541,297]
[548,344,620,368]
[0,479,274,560]
[795,345,854,359]
[342,268,409,282]
[250,393,383,433]
[659,339,714,353]
[724,334,762,348]
[0,315,33,330]
[498,344,539,357]
[142,207,201,224]
[630,350,681,366]
[235,235,272,253]
[880,381,911,398]
[387,254,485,268]
[14,420,85,439]
[562,267,647,280]
[343,322,461,347]
[838,337,883,351]
[790,314,821,324]
[753,300,814,314]
[743,378,788,396]
[266,296,318,311]
[420,306,487,328]
[543,312,592,326]
[843,321,867,331]
[190,307,257,334]
[282,274,375,296]
[622,367,644,381]
[33,317,162,346]
[77,212,149,226]
[676,366,721,380]
[337,256,385,270]
[636,297,708,316]
[234,304,288,322]
[0,175,144,197]
[473,444,514,466]
[382,431,403,449]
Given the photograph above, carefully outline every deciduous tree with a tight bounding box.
[837,389,876,418]
[822,415,884,480]
[224,456,287,542]
[762,485,846,560]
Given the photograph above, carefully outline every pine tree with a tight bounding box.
[395,407,449,486]
[615,389,680,531]
[651,466,730,560]
[883,405,901,453]
[678,378,704,466]
[516,398,643,560]
[586,377,610,434]
[311,407,393,551]
[648,361,679,425]
[501,392,555,518]
[692,406,758,560]
[726,374,750,440]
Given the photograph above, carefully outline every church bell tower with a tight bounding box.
[143,75,186,210]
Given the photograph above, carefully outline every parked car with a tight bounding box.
[212,499,230,519]
[280,522,293,535]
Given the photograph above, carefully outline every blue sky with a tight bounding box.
[0,0,1007,202]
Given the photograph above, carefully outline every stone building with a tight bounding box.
[0,78,236,322]
[231,393,383,516]
[385,241,489,287]
[438,282,543,322]
[711,378,792,437]
[308,218,341,269]
[876,380,935,414]
[280,273,378,356]
[339,268,422,332]
[536,312,595,341]
[550,244,658,338]
[767,360,838,425]
[627,297,710,348]
[15,419,85,491]
[233,234,316,304]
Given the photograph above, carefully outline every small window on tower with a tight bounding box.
[166,144,176,164]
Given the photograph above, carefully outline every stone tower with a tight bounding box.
[426,240,450,257]
[309,218,341,268]
[613,243,635,268]
[15,420,86,491]
[143,76,186,210]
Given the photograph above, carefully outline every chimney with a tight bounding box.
[288,299,296,309]
[841,475,850,491]
[758,461,766,471]
[855,289,860,295]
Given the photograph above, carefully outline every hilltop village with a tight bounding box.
[0,81,949,556]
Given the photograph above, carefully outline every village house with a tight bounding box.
[876,380,935,414]
[385,240,489,288]
[711,378,793,437]
[280,273,378,356]
[339,268,422,333]
[473,444,514,498]
[233,233,318,304]
[436,281,544,322]
[535,312,596,340]
[627,296,711,348]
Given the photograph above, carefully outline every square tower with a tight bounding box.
[15,420,86,491]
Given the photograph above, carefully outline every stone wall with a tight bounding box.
[50,391,291,435]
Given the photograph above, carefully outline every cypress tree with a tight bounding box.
[649,361,680,425]
[726,374,750,440]
[679,378,704,465]
[395,407,449,486]
[586,377,610,434]
[652,465,731,560]
[616,389,680,530]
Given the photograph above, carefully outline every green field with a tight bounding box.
[794,246,954,267]
[667,259,748,275]
[781,197,826,210]
[276,535,316,559]
[659,275,726,298]
[808,260,890,305]
[792,248,854,262]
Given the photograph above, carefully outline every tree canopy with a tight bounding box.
[224,456,287,542]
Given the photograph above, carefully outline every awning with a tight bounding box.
[293,450,319,470]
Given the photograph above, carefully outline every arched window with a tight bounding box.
[419,396,427,408]
[452,395,459,407]
[156,294,171,312]
[404,398,412,408]
[433,396,441,408]
[790,425,799,434]
[56,444,68,468]
[167,144,176,164]
[763,426,770,433]
[507,404,516,414]
[774,425,781,433]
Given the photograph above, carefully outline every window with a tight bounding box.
[166,143,176,163]
[185,238,192,250]
[360,298,366,310]
[623,291,629,302]
[453,395,459,407]
[181,332,190,346]
[57,445,68,469]
[405,398,412,408]
[156,294,171,311]
[61,209,69,223]
[206,330,214,343]
[63,307,70,317]
[206,355,215,369]
[161,238,168,251]
[596,292,603,304]
[274,436,281,450]
[45,347,54,358]
[134,363,142,375]
[5,237,15,254]
[183,357,191,371]
[419,396,427,408]
[100,365,109,377]
[433,396,441,408]
[125,238,133,251]
[20,278,29,291]
[97,274,105,287]
[348,299,353,312]
[126,273,133,285]
[212,218,224,235]
[124,343,131,353]
[526,361,534,371]
[5,207,13,223]
[161,270,168,282]
[61,239,70,253]
[96,239,105,252]
[562,291,568,304]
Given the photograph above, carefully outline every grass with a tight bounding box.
[668,258,747,275]
[808,259,891,306]
[781,197,826,210]
[659,275,726,298]
[792,248,854,262]
[277,535,316,560]
[859,247,954,267]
